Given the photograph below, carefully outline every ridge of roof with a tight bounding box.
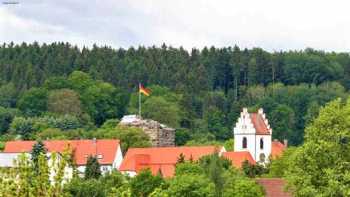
[120,146,223,177]
[250,113,270,135]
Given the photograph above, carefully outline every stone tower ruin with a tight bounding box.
[119,115,175,147]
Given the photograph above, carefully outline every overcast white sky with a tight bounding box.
[1,0,350,52]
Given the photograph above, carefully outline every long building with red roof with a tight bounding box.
[3,139,123,175]
[119,146,226,177]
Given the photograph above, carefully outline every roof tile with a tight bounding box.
[250,113,270,135]
[119,146,223,177]
[223,151,256,168]
[3,139,120,166]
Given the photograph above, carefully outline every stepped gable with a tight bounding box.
[250,108,271,135]
[119,115,175,147]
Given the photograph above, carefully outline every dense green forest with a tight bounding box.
[0,42,350,146]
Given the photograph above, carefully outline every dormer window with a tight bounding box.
[97,154,103,159]
[242,137,247,149]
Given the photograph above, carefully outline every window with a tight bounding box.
[242,137,247,149]
[260,138,264,149]
[259,153,266,162]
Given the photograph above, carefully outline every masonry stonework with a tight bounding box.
[119,115,175,147]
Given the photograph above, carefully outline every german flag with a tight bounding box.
[139,83,151,96]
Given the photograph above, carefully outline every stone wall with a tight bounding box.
[119,115,175,147]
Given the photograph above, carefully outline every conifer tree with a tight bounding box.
[84,156,101,179]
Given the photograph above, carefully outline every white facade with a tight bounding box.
[77,144,123,176]
[0,152,73,183]
[233,108,272,163]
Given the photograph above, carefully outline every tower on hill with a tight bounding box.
[233,108,272,163]
[119,115,175,147]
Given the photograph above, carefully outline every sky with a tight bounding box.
[1,0,350,52]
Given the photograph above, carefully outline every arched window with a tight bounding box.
[259,153,266,162]
[260,138,264,149]
[242,137,247,149]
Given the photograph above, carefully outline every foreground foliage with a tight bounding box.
[286,98,350,196]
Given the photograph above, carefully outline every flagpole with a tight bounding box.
[138,83,141,118]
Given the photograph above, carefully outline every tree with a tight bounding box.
[48,89,82,116]
[176,153,185,164]
[175,128,191,146]
[99,170,126,195]
[93,126,151,154]
[268,147,296,178]
[0,83,17,108]
[129,169,164,197]
[166,174,215,197]
[17,87,48,116]
[198,153,231,197]
[64,178,105,197]
[143,96,181,128]
[43,76,71,90]
[175,162,204,176]
[0,152,69,197]
[81,82,120,126]
[204,107,228,140]
[100,119,119,130]
[10,116,34,139]
[68,71,94,93]
[286,98,350,196]
[85,156,101,179]
[270,104,295,141]
[0,107,19,134]
[241,160,267,178]
[223,171,265,197]
[31,140,47,172]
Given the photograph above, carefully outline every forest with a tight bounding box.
[1,42,350,196]
[0,42,350,147]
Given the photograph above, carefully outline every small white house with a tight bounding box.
[3,139,123,177]
[0,152,73,183]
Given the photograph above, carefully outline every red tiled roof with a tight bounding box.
[271,141,286,159]
[250,113,270,135]
[256,178,292,197]
[223,151,256,168]
[3,139,120,166]
[119,146,223,177]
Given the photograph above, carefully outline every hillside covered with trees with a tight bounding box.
[0,42,349,146]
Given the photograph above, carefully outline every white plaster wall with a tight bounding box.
[255,135,271,163]
[234,110,257,161]
[113,144,123,170]
[234,134,257,160]
[48,153,73,183]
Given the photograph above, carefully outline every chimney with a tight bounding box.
[258,108,264,114]
[283,139,288,148]
[93,138,97,156]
